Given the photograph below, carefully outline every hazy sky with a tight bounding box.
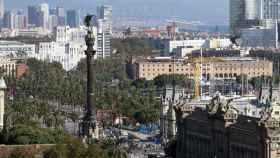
[5,0,229,25]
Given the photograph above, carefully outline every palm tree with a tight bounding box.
[112,147,128,158]
[105,139,128,158]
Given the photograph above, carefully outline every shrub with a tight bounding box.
[10,147,37,158]
[4,125,71,145]
[0,147,10,158]
[7,125,54,144]
[43,144,67,158]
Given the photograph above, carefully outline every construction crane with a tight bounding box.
[185,52,224,99]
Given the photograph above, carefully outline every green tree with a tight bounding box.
[153,74,193,88]
[86,143,106,158]
[2,124,70,145]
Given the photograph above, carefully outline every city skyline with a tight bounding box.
[4,0,229,25]
[0,0,280,157]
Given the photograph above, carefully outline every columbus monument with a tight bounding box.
[80,15,96,139]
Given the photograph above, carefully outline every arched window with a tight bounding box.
[224,73,228,78]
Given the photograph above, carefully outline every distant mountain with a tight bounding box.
[6,0,229,25]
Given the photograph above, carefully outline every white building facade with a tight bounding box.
[36,41,86,71]
[65,42,86,70]
[33,5,113,70]
[163,39,232,57]
[34,26,94,70]
[0,41,35,57]
[54,26,95,44]
[37,24,110,70]
[0,57,17,76]
[0,78,6,131]
[96,19,111,59]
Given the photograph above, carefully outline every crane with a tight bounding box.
[185,53,224,99]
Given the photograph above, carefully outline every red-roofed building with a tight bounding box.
[16,63,28,79]
[143,29,161,38]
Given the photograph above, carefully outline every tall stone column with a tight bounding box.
[80,15,97,140]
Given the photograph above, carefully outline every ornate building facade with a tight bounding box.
[175,96,280,158]
[135,57,273,80]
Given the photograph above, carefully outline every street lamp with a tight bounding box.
[80,15,96,139]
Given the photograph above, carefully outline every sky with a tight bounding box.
[5,0,229,25]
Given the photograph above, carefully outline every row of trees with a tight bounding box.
[1,124,71,145]
[236,75,279,91]
[0,138,127,158]
[3,59,83,132]
[0,58,82,146]
[43,138,127,158]
[4,57,187,143]
[0,37,192,146]
[0,37,165,157]
[14,56,279,131]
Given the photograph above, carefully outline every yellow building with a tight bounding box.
[136,57,273,80]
